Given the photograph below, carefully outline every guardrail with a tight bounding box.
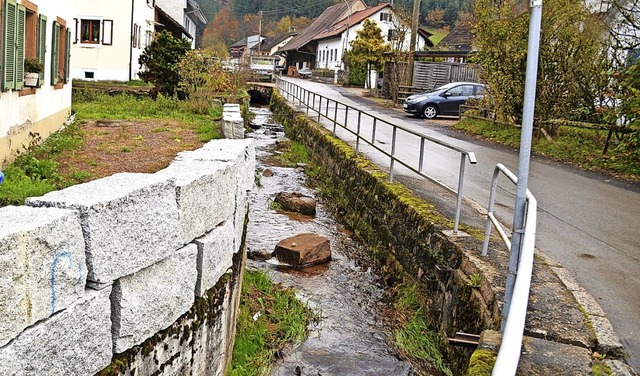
[276,77,477,233]
[481,163,538,375]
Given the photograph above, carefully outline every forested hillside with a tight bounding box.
[195,0,470,48]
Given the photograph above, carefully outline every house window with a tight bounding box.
[133,23,138,48]
[50,19,71,87]
[75,18,112,46]
[387,29,398,41]
[81,19,100,43]
[380,13,392,22]
[2,0,45,91]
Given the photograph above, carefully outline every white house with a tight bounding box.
[314,3,430,71]
[72,0,155,81]
[1,0,73,166]
[155,0,206,49]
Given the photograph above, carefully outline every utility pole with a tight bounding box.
[257,11,263,55]
[408,0,420,86]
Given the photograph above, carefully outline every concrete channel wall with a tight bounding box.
[270,91,635,375]
[0,139,255,376]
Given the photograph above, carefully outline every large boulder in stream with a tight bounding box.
[274,233,331,267]
[274,192,316,215]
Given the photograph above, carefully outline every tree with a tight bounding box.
[611,60,640,158]
[471,0,610,126]
[276,15,311,34]
[425,9,447,29]
[348,19,391,88]
[139,30,192,97]
[202,7,241,47]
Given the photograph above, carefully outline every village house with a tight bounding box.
[278,0,431,77]
[71,0,155,81]
[1,0,73,166]
[155,0,206,49]
[71,0,205,82]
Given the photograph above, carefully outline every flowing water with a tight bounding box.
[246,107,413,376]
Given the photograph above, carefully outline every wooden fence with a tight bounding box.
[383,60,478,103]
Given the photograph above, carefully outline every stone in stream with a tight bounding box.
[274,192,316,215]
[274,233,331,267]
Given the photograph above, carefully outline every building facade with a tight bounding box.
[72,0,155,81]
[1,0,73,167]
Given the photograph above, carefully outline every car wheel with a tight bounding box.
[423,105,438,119]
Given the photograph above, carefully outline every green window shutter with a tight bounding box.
[64,29,70,83]
[51,21,59,85]
[14,4,25,90]
[2,0,17,91]
[37,15,47,82]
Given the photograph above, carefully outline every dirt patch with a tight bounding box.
[57,119,207,182]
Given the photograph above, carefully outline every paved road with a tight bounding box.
[279,77,640,371]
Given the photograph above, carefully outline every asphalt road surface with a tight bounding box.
[279,77,640,371]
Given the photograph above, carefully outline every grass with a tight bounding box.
[274,139,311,167]
[0,91,223,207]
[390,283,452,376]
[455,118,640,182]
[228,269,315,376]
[0,124,85,206]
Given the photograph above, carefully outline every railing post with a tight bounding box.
[356,112,362,153]
[482,167,502,256]
[326,97,329,117]
[372,118,377,144]
[419,138,425,172]
[390,126,397,182]
[318,96,322,123]
[344,107,349,130]
[453,153,466,234]
[306,90,310,116]
[333,103,338,135]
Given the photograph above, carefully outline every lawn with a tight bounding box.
[455,118,640,182]
[0,92,222,206]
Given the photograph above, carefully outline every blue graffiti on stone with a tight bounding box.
[50,251,72,314]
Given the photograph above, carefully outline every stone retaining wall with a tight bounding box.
[0,139,255,376]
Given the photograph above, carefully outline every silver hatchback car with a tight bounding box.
[403,82,485,119]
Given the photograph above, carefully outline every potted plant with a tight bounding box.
[24,58,43,87]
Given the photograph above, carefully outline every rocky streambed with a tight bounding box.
[245,107,413,375]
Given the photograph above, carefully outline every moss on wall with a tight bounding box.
[96,216,248,376]
[466,349,497,376]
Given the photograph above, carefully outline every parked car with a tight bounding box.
[403,82,485,119]
[298,68,312,78]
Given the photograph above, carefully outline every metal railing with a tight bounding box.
[481,164,538,376]
[276,77,477,233]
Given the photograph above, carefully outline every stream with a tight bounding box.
[245,107,413,376]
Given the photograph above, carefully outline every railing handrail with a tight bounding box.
[275,77,477,233]
[482,163,537,376]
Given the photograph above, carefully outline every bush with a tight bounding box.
[177,49,234,114]
[138,30,191,97]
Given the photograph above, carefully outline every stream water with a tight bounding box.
[245,107,413,376]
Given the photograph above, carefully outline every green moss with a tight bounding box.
[592,362,613,376]
[466,349,497,375]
